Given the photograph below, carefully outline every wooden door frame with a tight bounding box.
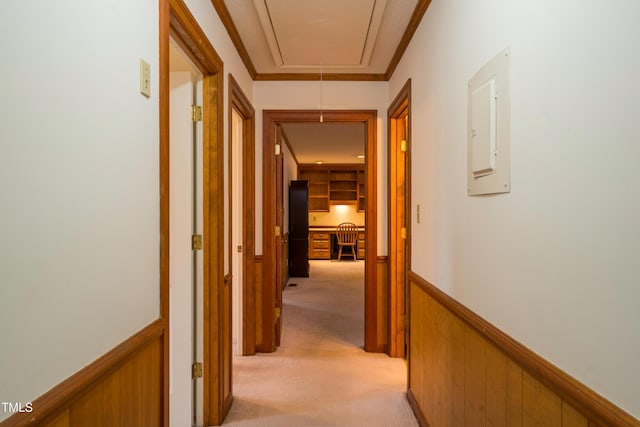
[275,134,284,347]
[161,0,227,424]
[228,74,256,356]
[261,110,379,353]
[388,80,412,359]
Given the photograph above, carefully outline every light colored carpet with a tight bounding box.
[223,260,418,427]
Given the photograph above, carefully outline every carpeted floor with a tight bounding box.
[223,260,418,427]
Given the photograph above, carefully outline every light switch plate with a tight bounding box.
[140,59,151,97]
[467,48,511,196]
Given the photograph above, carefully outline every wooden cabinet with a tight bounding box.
[299,164,364,211]
[357,231,365,259]
[357,170,365,212]
[309,229,365,260]
[309,231,331,259]
[299,169,329,212]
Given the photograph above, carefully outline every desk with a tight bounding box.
[309,227,365,260]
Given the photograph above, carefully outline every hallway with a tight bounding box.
[224,261,417,426]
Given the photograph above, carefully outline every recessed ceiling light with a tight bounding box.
[316,160,324,164]
[356,155,365,159]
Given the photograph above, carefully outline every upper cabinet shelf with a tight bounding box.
[299,164,365,212]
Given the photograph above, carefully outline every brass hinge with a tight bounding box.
[400,227,407,240]
[400,140,407,152]
[192,105,202,122]
[275,143,281,156]
[275,225,281,237]
[192,362,203,379]
[402,314,408,328]
[275,307,281,319]
[192,234,203,250]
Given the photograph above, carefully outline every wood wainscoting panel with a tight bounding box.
[376,256,389,353]
[0,320,164,427]
[407,271,640,427]
[68,383,102,426]
[507,359,524,426]
[563,401,590,427]
[522,372,562,427]
[486,343,508,427]
[254,255,264,349]
[41,412,68,427]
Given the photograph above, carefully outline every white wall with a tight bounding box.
[0,1,159,419]
[390,0,640,417]
[253,81,388,255]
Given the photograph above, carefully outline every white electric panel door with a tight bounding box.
[467,48,511,196]
[471,79,497,178]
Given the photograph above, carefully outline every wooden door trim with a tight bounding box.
[261,110,379,353]
[388,79,412,359]
[229,74,256,356]
[163,0,226,424]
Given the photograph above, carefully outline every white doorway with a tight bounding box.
[169,39,204,426]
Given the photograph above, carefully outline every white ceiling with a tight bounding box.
[222,0,420,77]
[281,123,365,164]
[203,2,430,161]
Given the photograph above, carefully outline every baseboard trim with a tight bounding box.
[406,389,430,427]
[0,318,165,427]
[408,271,639,427]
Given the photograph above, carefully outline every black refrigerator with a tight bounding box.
[288,180,309,277]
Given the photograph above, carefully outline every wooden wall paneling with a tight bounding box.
[222,274,233,415]
[118,337,162,426]
[451,315,466,427]
[376,256,389,352]
[407,271,640,427]
[522,372,562,427]
[408,281,428,424]
[254,255,264,347]
[486,344,508,427]
[41,412,69,427]
[423,294,440,424]
[0,321,164,427]
[68,383,102,426]
[563,402,590,427]
[464,326,487,425]
[507,360,524,427]
[101,370,120,426]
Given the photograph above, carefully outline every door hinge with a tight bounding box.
[400,140,407,152]
[275,143,281,156]
[400,227,407,240]
[402,314,408,328]
[191,105,202,122]
[192,362,203,379]
[275,225,281,237]
[275,307,281,319]
[192,234,203,250]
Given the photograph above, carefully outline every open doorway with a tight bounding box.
[161,1,229,424]
[168,38,204,427]
[261,110,381,354]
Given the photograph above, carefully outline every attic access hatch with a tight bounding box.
[467,48,511,196]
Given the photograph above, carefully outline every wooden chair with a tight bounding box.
[336,222,358,261]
